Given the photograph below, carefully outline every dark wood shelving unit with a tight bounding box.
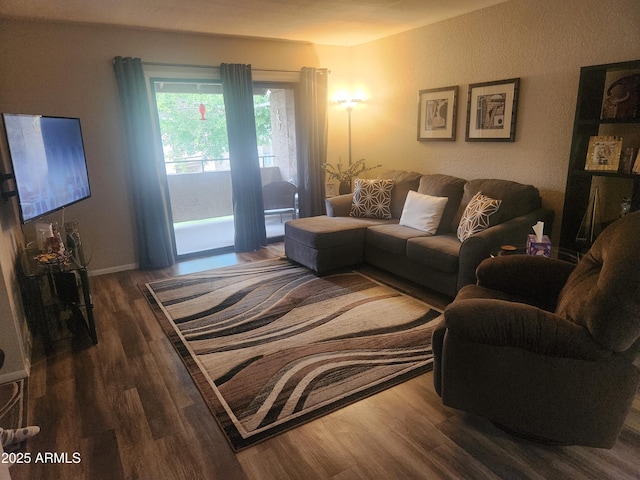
[560,59,640,253]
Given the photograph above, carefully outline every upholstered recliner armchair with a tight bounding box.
[432,211,640,448]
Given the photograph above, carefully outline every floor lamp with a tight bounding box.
[334,98,362,167]
[346,102,355,168]
[335,97,365,196]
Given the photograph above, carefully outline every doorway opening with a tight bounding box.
[152,80,298,257]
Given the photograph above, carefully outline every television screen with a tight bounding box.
[3,114,91,223]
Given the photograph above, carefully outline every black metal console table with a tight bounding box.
[20,249,97,353]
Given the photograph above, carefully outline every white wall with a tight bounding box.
[1,0,639,274]
[0,0,638,376]
[0,19,333,376]
[0,19,328,274]
[0,175,30,381]
[331,0,640,241]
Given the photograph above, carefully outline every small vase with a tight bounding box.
[339,181,351,195]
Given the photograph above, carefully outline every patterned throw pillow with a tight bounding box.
[349,178,395,219]
[457,191,502,242]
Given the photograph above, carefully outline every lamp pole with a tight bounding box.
[347,105,353,167]
[334,96,364,192]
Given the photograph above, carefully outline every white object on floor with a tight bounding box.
[0,443,10,480]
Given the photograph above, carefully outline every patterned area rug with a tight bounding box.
[144,259,442,450]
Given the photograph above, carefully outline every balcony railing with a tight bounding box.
[165,155,276,175]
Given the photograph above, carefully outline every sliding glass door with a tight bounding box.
[151,79,298,257]
[255,83,298,241]
[153,80,234,256]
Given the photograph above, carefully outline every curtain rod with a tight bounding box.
[141,61,327,74]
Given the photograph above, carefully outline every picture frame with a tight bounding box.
[325,183,336,197]
[466,78,520,142]
[633,149,640,175]
[584,136,623,171]
[417,86,458,141]
[620,147,638,174]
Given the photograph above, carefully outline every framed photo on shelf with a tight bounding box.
[584,136,623,171]
[466,78,520,142]
[325,183,336,197]
[633,149,640,175]
[417,86,458,141]
[620,147,638,174]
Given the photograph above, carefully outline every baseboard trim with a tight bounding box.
[89,263,138,277]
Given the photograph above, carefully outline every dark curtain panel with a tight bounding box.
[220,63,267,252]
[113,56,175,269]
[296,67,328,218]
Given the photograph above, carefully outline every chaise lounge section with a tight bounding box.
[285,170,554,297]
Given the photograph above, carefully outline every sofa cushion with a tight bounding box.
[366,224,430,255]
[378,170,423,218]
[454,179,542,228]
[407,234,461,273]
[285,215,395,249]
[457,192,502,242]
[399,191,448,234]
[350,178,394,219]
[417,174,467,234]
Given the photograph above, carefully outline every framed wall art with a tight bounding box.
[417,86,458,141]
[466,78,520,142]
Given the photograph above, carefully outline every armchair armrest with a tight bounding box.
[325,193,353,217]
[456,208,554,291]
[443,298,612,361]
[475,255,576,309]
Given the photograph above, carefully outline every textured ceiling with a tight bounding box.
[0,0,510,46]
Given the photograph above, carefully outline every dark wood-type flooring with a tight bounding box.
[11,243,640,479]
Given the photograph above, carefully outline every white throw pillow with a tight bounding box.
[399,190,448,234]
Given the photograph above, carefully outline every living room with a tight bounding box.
[0,0,639,478]
[0,0,635,278]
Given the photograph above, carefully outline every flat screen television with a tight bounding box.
[2,114,91,223]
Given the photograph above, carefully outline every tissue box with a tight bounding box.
[526,234,551,256]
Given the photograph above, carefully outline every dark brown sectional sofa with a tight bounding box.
[284,170,554,297]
